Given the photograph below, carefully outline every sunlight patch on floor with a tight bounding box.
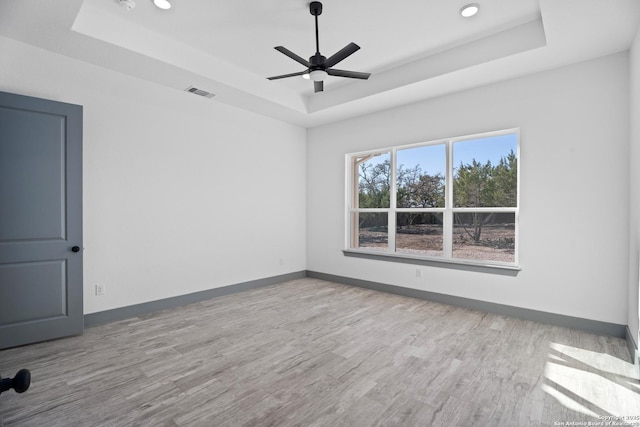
[550,342,639,379]
[544,342,640,419]
[542,382,599,418]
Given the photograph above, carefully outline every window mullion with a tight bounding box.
[452,207,517,213]
[349,157,358,248]
[443,140,453,258]
[389,149,397,253]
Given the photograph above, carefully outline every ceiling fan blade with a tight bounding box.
[314,80,324,93]
[327,69,371,80]
[267,71,308,80]
[324,42,360,68]
[274,46,312,67]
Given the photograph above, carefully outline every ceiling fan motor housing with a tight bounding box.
[310,54,326,70]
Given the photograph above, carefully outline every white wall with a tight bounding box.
[307,53,630,325]
[1,34,634,328]
[629,28,640,347]
[0,36,307,314]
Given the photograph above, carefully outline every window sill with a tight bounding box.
[342,249,521,276]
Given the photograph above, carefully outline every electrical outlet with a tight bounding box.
[415,268,422,278]
[279,258,284,266]
[95,284,105,296]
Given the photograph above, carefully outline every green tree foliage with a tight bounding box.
[358,159,391,209]
[396,164,444,229]
[357,150,516,243]
[397,164,444,209]
[358,160,445,210]
[453,149,517,242]
[492,150,518,207]
[357,159,390,229]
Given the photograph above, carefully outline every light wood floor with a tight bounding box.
[1,278,639,426]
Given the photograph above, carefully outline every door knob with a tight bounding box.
[0,369,31,395]
[71,246,81,253]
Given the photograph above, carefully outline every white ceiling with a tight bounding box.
[0,0,639,127]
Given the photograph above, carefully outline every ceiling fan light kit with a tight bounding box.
[267,1,371,93]
[310,70,328,82]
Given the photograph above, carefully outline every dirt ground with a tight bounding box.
[359,224,515,263]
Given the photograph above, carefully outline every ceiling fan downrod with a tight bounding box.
[310,1,322,55]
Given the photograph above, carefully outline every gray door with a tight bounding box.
[0,91,83,349]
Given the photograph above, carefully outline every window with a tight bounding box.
[347,130,519,267]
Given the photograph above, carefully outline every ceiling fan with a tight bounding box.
[267,1,371,93]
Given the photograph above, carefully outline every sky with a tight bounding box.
[396,133,518,176]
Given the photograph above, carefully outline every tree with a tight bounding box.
[492,150,517,207]
[453,150,517,242]
[357,150,516,243]
[396,164,444,229]
[397,164,444,209]
[358,159,391,209]
[357,159,391,230]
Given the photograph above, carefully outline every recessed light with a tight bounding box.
[460,3,479,18]
[153,0,171,10]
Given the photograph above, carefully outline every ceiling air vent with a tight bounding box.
[184,86,215,99]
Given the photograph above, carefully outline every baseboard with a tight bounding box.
[306,271,627,339]
[84,271,306,327]
[84,269,628,344]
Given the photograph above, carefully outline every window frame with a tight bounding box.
[345,128,520,270]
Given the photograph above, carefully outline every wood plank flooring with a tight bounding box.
[1,278,639,426]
